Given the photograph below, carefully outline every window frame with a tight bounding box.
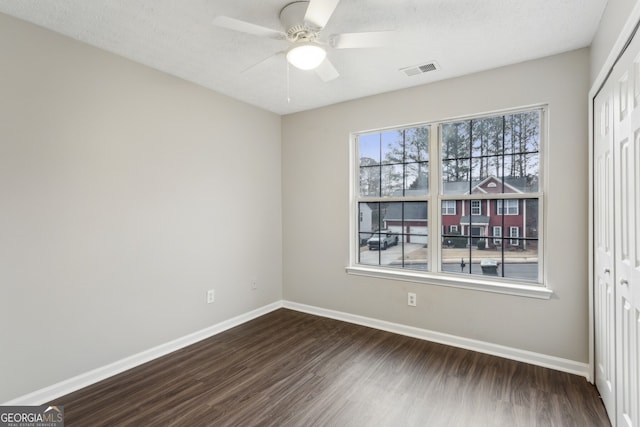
[497,199,519,215]
[493,226,502,245]
[510,226,520,245]
[470,200,481,215]
[347,106,551,300]
[442,200,457,215]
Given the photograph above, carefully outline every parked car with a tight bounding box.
[360,233,374,246]
[367,231,399,250]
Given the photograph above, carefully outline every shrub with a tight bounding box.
[447,231,468,248]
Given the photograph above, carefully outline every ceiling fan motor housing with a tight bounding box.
[280,1,318,42]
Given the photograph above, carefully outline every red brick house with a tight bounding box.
[441,176,532,248]
[382,176,535,249]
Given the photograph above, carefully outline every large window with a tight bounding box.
[352,107,545,292]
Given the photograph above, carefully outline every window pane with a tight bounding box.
[472,116,503,157]
[404,126,430,162]
[442,122,470,160]
[471,155,503,184]
[441,197,539,282]
[359,165,380,197]
[442,159,471,194]
[504,111,540,154]
[381,164,403,196]
[359,201,429,271]
[502,153,539,190]
[381,130,403,165]
[359,133,381,163]
[405,162,429,194]
[524,199,539,239]
[502,239,539,282]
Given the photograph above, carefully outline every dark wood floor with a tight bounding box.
[50,309,610,426]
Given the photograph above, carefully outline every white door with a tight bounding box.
[594,74,617,425]
[612,31,640,427]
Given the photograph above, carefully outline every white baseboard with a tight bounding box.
[283,300,589,379]
[3,301,283,406]
[5,299,589,405]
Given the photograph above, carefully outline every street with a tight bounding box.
[359,243,539,281]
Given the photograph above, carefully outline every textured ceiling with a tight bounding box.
[0,0,607,115]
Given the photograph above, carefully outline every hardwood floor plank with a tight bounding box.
[49,309,610,426]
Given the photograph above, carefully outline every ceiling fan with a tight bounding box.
[213,0,394,82]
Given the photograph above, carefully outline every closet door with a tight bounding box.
[594,74,617,425]
[613,31,640,427]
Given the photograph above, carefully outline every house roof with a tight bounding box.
[443,176,536,195]
[460,215,490,225]
[383,203,427,222]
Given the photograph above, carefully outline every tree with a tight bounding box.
[442,122,471,183]
[380,127,430,193]
[359,157,380,197]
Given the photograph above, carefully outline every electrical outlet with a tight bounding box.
[408,292,417,307]
[251,277,257,290]
[207,289,215,304]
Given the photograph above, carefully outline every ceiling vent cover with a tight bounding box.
[401,61,439,77]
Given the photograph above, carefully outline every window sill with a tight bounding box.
[345,266,553,300]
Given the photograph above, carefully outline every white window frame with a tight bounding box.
[347,106,551,300]
[497,199,519,215]
[470,200,481,215]
[493,226,502,245]
[450,225,459,233]
[510,226,520,245]
[442,200,456,215]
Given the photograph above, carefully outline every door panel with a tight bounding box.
[613,32,640,427]
[594,75,617,424]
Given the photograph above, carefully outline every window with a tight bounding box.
[470,200,481,215]
[510,226,520,245]
[351,107,546,296]
[493,226,502,245]
[496,199,519,215]
[442,200,456,215]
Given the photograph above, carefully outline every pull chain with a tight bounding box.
[286,61,291,104]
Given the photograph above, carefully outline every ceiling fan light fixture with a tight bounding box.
[286,43,327,70]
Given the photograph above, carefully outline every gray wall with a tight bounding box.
[282,49,590,363]
[591,0,638,83]
[0,14,282,402]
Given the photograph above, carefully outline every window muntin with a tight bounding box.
[353,107,544,287]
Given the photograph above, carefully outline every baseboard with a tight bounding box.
[3,301,283,406]
[6,299,588,405]
[283,300,589,379]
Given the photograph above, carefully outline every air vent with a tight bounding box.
[400,61,440,77]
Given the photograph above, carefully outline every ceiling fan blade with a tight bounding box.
[315,58,339,82]
[241,51,285,74]
[331,31,395,49]
[213,16,286,39]
[304,0,341,29]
